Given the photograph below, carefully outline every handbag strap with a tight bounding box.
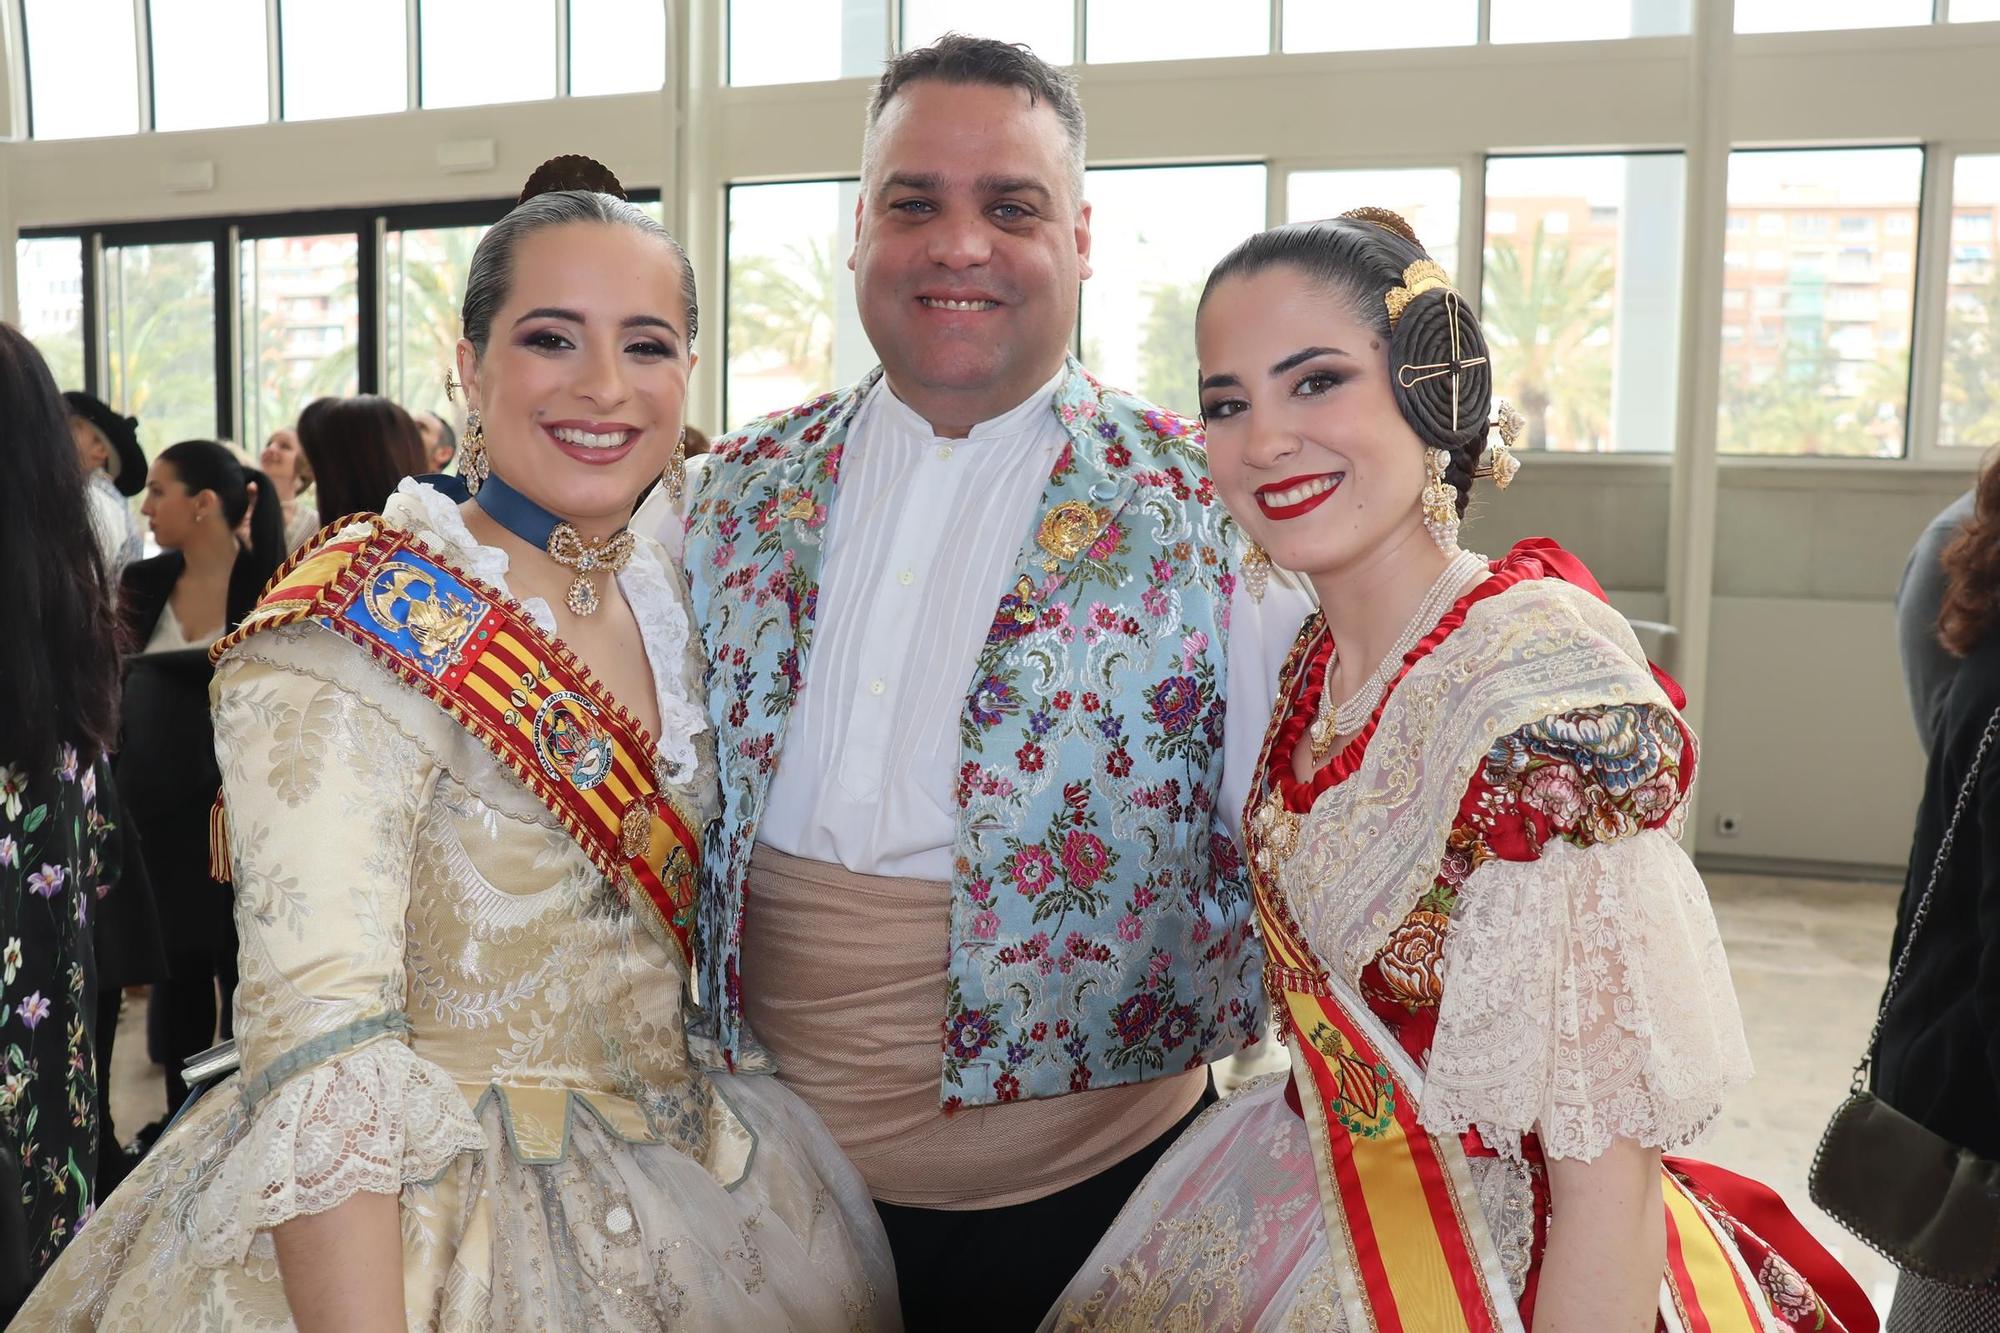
[1852,701,2000,1092]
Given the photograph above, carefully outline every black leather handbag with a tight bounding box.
[1808,704,2000,1288]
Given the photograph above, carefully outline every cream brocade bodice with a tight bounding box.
[197,485,743,1258]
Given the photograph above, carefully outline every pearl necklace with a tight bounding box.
[1309,548,1487,762]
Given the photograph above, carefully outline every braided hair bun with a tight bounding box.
[519,155,627,205]
[1387,286,1492,516]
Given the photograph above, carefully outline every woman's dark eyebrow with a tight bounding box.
[1197,371,1240,393]
[622,314,682,338]
[511,307,681,339]
[1270,346,1348,377]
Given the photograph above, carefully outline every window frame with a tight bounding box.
[1917,137,2000,460]
[1713,142,1930,464]
[14,0,664,135]
[17,190,660,444]
[719,173,862,431]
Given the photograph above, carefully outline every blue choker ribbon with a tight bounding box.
[473,472,564,550]
[473,471,636,617]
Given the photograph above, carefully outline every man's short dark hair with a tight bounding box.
[863,33,1086,206]
[423,409,457,453]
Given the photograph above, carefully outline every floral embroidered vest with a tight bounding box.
[683,361,1264,1107]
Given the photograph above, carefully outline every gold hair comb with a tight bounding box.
[1384,260,1454,330]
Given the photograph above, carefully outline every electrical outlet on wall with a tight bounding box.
[1715,813,1742,837]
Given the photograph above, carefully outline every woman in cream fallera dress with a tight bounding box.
[13,482,900,1330]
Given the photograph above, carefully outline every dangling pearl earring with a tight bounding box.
[1239,541,1271,603]
[1420,447,1460,552]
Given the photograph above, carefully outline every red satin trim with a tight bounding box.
[1273,542,1550,814]
[1269,539,1688,814]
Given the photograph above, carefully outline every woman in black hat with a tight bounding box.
[64,392,147,585]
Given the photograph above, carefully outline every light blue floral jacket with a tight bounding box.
[684,360,1265,1107]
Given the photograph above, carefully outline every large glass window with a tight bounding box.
[105,243,218,454]
[24,0,140,140]
[1942,154,2000,451]
[1287,167,1463,281]
[280,0,408,121]
[1285,0,1475,52]
[901,0,1075,61]
[1717,147,1923,457]
[1085,0,1266,63]
[385,225,490,425]
[1735,0,1932,32]
[1491,0,1690,42]
[729,0,889,86]
[239,235,361,448]
[1483,153,1687,454]
[422,0,557,108]
[570,0,668,95]
[725,181,874,431]
[1954,0,2000,18]
[151,0,269,131]
[1080,164,1266,418]
[14,238,88,393]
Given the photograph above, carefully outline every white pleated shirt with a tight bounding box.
[650,374,1310,882]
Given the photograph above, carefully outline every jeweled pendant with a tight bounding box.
[566,574,601,617]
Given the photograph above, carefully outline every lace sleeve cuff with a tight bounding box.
[1419,832,1754,1161]
[192,1036,486,1266]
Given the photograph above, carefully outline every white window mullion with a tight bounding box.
[406,0,420,109]
[555,0,569,96]
[1908,143,1957,464]
[1459,151,1486,312]
[225,224,244,445]
[264,0,279,120]
[134,0,152,130]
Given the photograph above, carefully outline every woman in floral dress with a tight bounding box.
[0,325,125,1298]
[1043,212,1874,1332]
[13,162,898,1331]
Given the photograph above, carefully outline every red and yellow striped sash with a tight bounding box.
[211,516,701,966]
[1248,797,1784,1333]
[1252,871,1520,1333]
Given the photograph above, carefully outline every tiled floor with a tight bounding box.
[105,869,1906,1315]
[1699,870,1901,1317]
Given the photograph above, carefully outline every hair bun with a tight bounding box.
[1339,206,1421,247]
[519,155,627,205]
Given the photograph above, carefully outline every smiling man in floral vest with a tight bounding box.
[671,35,1308,1328]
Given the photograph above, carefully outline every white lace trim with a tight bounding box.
[1419,832,1754,1162]
[613,533,707,784]
[385,480,705,782]
[190,1038,486,1266]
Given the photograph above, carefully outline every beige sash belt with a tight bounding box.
[741,843,1205,1209]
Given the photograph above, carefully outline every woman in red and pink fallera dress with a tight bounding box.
[1043,210,1876,1333]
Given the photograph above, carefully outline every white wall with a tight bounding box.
[1464,457,1967,870]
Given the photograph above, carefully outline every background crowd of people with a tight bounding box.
[0,357,514,1311]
